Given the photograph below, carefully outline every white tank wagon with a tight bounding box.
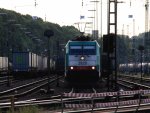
[50,58,56,73]
[119,62,150,74]
[42,57,48,70]
[38,56,56,73]
[37,55,44,71]
[29,52,38,70]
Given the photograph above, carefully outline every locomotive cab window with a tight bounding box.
[69,46,82,55]
[83,45,96,55]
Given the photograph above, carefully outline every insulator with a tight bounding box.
[130,0,131,7]
[35,0,37,7]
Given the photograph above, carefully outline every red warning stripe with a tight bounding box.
[65,99,150,109]
[64,90,150,98]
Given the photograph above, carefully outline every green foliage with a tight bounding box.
[0,8,80,56]
[1,106,39,113]
[17,106,38,113]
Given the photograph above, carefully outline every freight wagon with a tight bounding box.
[0,57,8,72]
[12,51,56,79]
[12,52,38,71]
[12,52,38,78]
[55,56,65,75]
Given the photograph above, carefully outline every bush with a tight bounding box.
[3,106,39,113]
[17,106,38,113]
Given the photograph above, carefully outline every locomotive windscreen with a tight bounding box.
[69,46,82,55]
[83,46,96,55]
[69,45,96,55]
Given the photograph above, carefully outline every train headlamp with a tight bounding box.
[80,56,85,60]
[92,66,95,70]
[70,66,74,70]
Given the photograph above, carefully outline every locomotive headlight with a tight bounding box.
[80,56,85,60]
[92,66,95,70]
[70,66,74,70]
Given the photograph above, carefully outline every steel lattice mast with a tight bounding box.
[107,0,117,90]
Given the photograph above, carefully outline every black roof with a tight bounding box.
[72,35,93,41]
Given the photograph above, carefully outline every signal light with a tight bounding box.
[103,34,114,53]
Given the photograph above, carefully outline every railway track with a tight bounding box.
[117,79,133,90]
[0,81,150,112]
[2,73,150,112]
[0,76,13,85]
[69,87,98,93]
[0,75,62,101]
[118,74,150,90]
[1,89,150,113]
[119,73,150,82]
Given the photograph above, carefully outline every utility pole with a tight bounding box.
[107,0,124,91]
[44,29,54,93]
[89,0,99,39]
[145,0,149,65]
[145,0,149,36]
[107,0,117,91]
[35,0,38,8]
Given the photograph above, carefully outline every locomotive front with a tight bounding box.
[65,40,100,83]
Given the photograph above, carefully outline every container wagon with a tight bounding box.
[12,52,38,79]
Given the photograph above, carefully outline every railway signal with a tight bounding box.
[138,45,144,82]
[44,29,54,93]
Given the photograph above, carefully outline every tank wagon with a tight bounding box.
[119,62,150,74]
[65,36,101,83]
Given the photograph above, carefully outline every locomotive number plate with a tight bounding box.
[78,61,87,65]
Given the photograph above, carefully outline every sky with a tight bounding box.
[0,0,148,37]
[0,0,82,25]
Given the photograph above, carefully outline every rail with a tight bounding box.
[0,89,150,112]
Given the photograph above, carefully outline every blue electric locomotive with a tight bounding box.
[65,36,101,83]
